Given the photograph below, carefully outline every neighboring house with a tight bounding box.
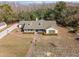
[18,20,58,35]
[0,22,7,30]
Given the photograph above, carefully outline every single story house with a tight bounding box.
[18,20,58,35]
[0,22,7,30]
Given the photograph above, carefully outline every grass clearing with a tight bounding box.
[0,29,33,57]
[0,26,79,57]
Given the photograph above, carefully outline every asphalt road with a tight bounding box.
[0,23,18,39]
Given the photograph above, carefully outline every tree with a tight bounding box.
[43,9,54,20]
[53,1,67,26]
[54,1,66,19]
[0,4,13,23]
[53,1,79,27]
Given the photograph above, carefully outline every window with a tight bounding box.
[26,29,33,31]
[36,29,45,32]
[49,30,55,34]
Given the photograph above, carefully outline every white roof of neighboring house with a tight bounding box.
[0,22,6,27]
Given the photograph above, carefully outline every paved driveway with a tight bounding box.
[0,23,18,39]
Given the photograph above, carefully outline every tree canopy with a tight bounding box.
[0,2,79,28]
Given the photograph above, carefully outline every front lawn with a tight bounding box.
[0,30,33,56]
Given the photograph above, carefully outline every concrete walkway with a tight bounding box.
[0,23,18,39]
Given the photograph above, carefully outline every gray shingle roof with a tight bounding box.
[19,20,57,29]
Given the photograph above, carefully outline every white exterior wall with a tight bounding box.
[55,30,58,34]
[24,30,34,33]
[18,25,22,28]
[46,27,58,34]
[0,24,7,30]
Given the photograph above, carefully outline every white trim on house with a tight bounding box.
[24,31,34,33]
[24,30,34,32]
